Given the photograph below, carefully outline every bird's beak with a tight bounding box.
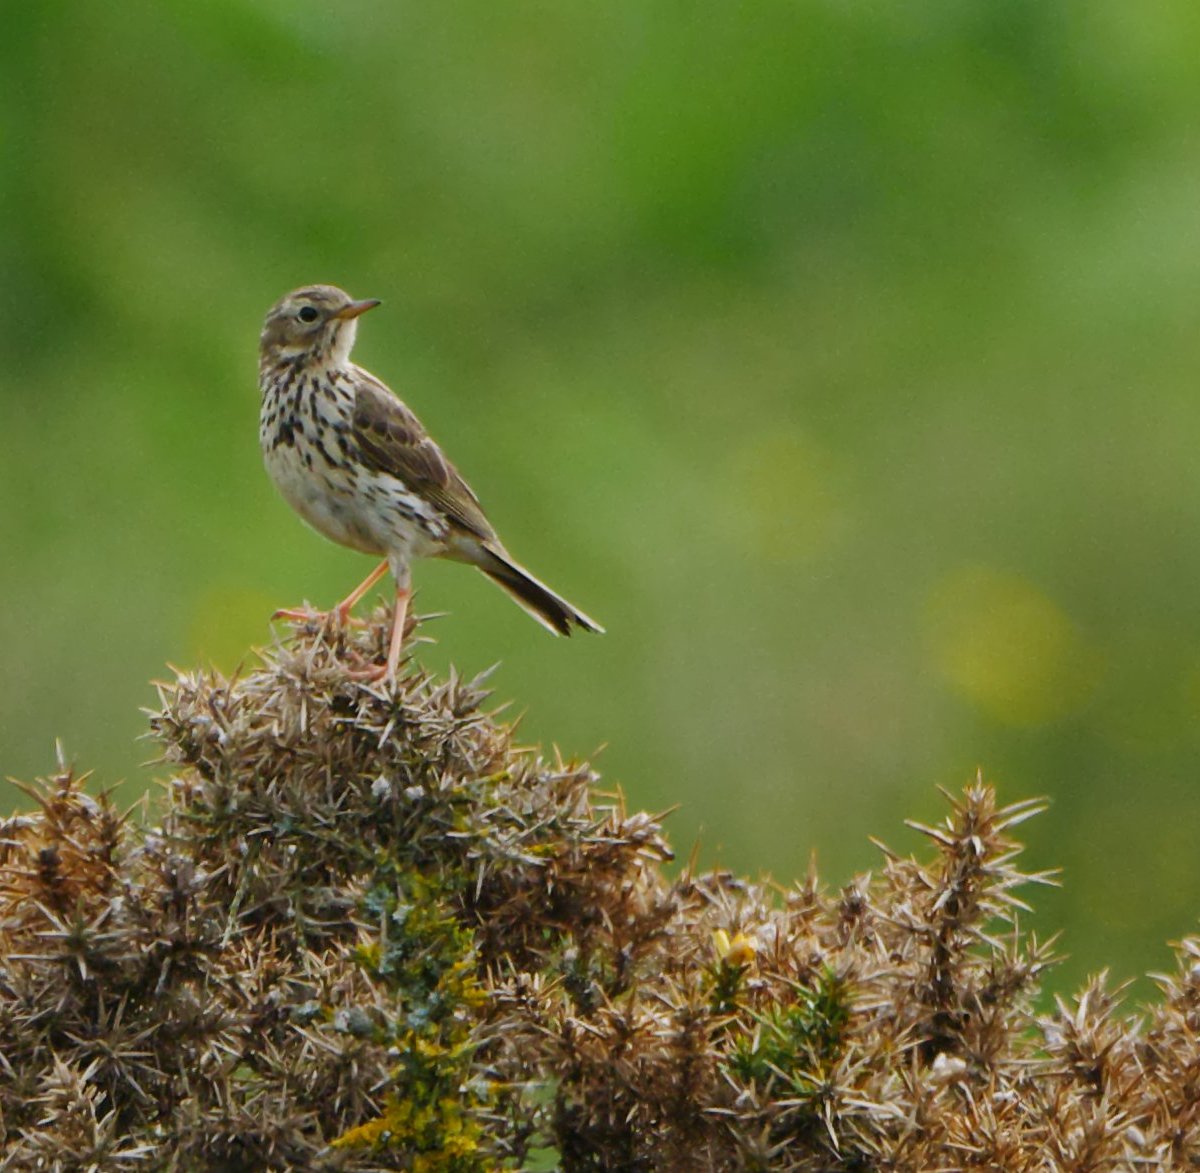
[334,298,382,321]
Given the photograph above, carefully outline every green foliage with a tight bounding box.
[728,968,852,1090]
[6,0,1200,1005]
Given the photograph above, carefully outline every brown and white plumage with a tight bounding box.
[258,284,602,680]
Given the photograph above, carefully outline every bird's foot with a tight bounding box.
[271,604,365,629]
[271,605,321,624]
[343,647,406,685]
[344,589,410,685]
[344,658,392,683]
[330,601,368,628]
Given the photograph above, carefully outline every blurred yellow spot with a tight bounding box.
[925,566,1103,726]
[723,429,847,564]
[188,585,280,673]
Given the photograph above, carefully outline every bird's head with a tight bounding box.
[259,285,381,368]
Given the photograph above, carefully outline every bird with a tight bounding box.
[258,284,603,682]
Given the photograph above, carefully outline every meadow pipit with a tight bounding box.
[258,285,602,682]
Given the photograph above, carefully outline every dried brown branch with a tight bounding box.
[1,614,1197,1169]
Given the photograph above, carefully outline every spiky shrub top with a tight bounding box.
[0,613,1199,1170]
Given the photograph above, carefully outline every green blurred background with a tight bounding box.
[4,2,1200,999]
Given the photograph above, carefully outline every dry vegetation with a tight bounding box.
[2,614,1199,1170]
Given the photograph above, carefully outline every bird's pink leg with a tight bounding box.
[383,586,411,682]
[345,584,410,683]
[273,559,390,626]
[332,559,390,623]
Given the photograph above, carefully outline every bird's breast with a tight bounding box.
[258,366,450,561]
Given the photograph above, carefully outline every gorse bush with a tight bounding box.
[1,614,1198,1169]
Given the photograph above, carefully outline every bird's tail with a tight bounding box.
[475,547,604,636]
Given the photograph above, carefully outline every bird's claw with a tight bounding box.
[272,606,322,624]
[271,605,365,629]
[343,648,399,684]
[344,661,391,683]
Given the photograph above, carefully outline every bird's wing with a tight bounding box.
[350,367,497,543]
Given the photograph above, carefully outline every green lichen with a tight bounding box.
[335,870,490,1162]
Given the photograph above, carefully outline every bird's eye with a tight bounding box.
[297,306,319,323]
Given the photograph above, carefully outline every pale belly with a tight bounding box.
[262,425,449,564]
